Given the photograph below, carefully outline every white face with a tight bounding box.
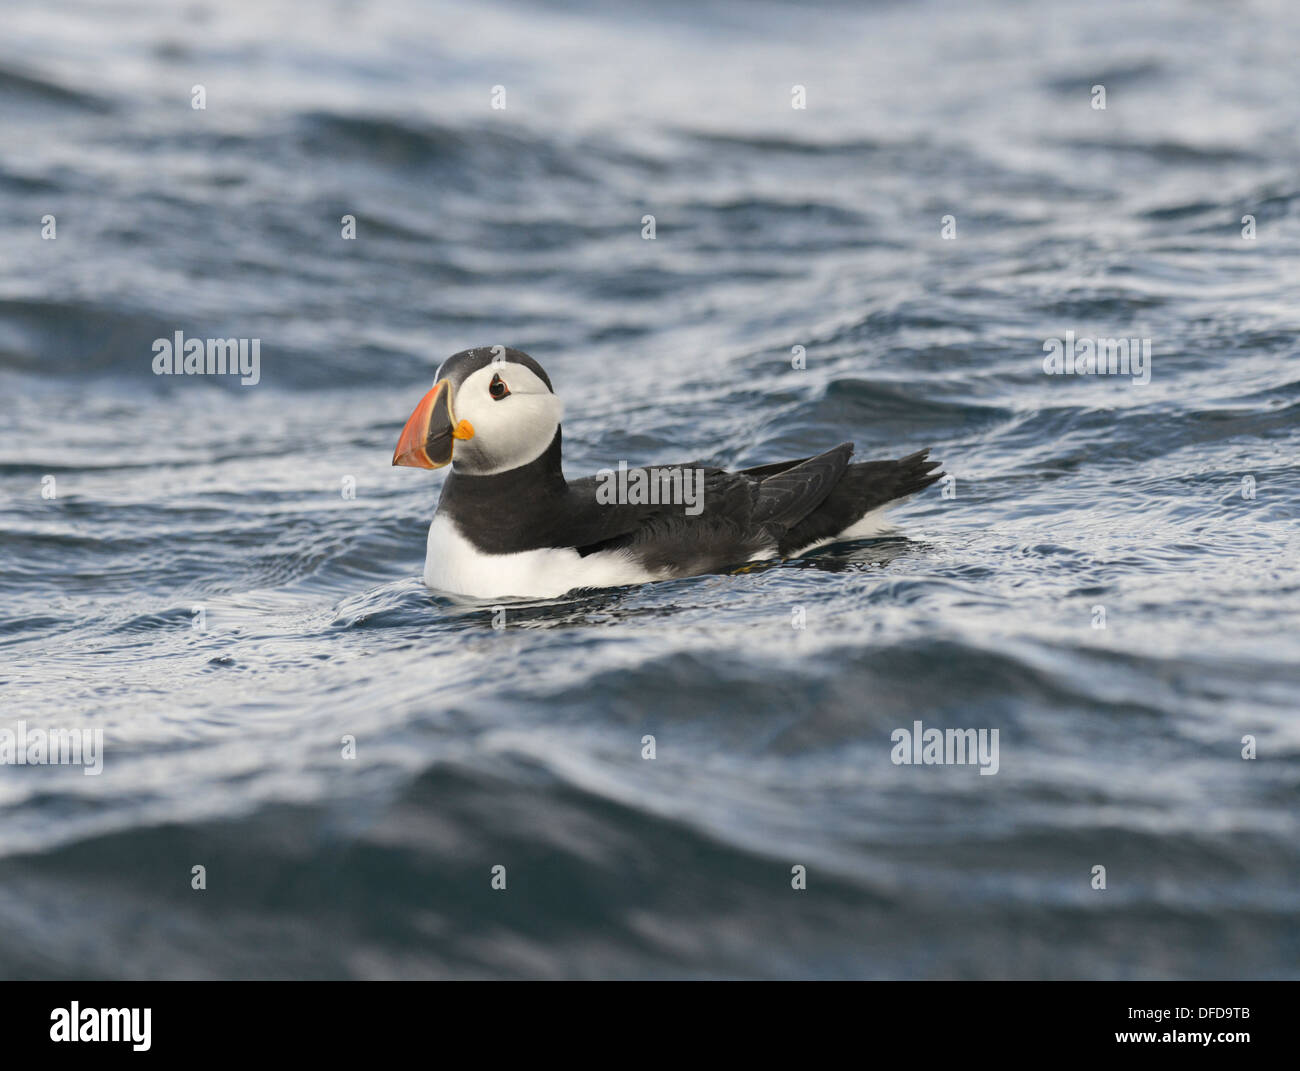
[450,361,563,475]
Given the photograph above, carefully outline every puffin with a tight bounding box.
[392,347,943,599]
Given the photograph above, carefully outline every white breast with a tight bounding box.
[423,513,661,599]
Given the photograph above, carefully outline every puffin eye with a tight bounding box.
[489,373,510,400]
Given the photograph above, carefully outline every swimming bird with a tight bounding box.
[392,347,943,598]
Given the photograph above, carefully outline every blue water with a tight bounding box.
[2,0,1298,979]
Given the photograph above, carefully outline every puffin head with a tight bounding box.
[392,347,563,475]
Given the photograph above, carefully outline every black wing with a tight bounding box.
[775,448,944,554]
[563,444,856,569]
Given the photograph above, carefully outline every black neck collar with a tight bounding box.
[438,428,567,525]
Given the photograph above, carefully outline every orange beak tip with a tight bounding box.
[392,380,456,470]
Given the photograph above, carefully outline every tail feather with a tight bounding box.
[775,448,943,555]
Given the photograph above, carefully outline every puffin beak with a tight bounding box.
[392,379,475,469]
